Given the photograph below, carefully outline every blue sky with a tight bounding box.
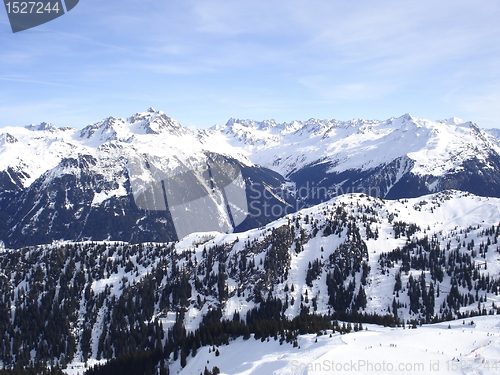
[1,0,500,129]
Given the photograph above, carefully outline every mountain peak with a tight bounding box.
[400,113,415,122]
[79,109,188,143]
[25,122,57,132]
[0,132,18,145]
[128,109,186,136]
[445,116,465,125]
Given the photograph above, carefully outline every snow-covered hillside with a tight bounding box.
[3,190,500,374]
[168,315,500,375]
[166,189,500,322]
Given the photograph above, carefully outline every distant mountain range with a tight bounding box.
[219,114,500,201]
[1,109,500,247]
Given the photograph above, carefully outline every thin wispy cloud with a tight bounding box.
[0,75,70,87]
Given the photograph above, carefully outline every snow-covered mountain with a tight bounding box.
[0,108,248,191]
[3,107,500,374]
[485,127,500,140]
[214,114,500,201]
[2,109,500,249]
[0,108,292,248]
[2,190,500,374]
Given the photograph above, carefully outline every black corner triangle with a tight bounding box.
[64,0,79,12]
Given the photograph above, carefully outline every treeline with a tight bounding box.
[86,292,398,375]
[85,348,167,375]
[0,366,64,375]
